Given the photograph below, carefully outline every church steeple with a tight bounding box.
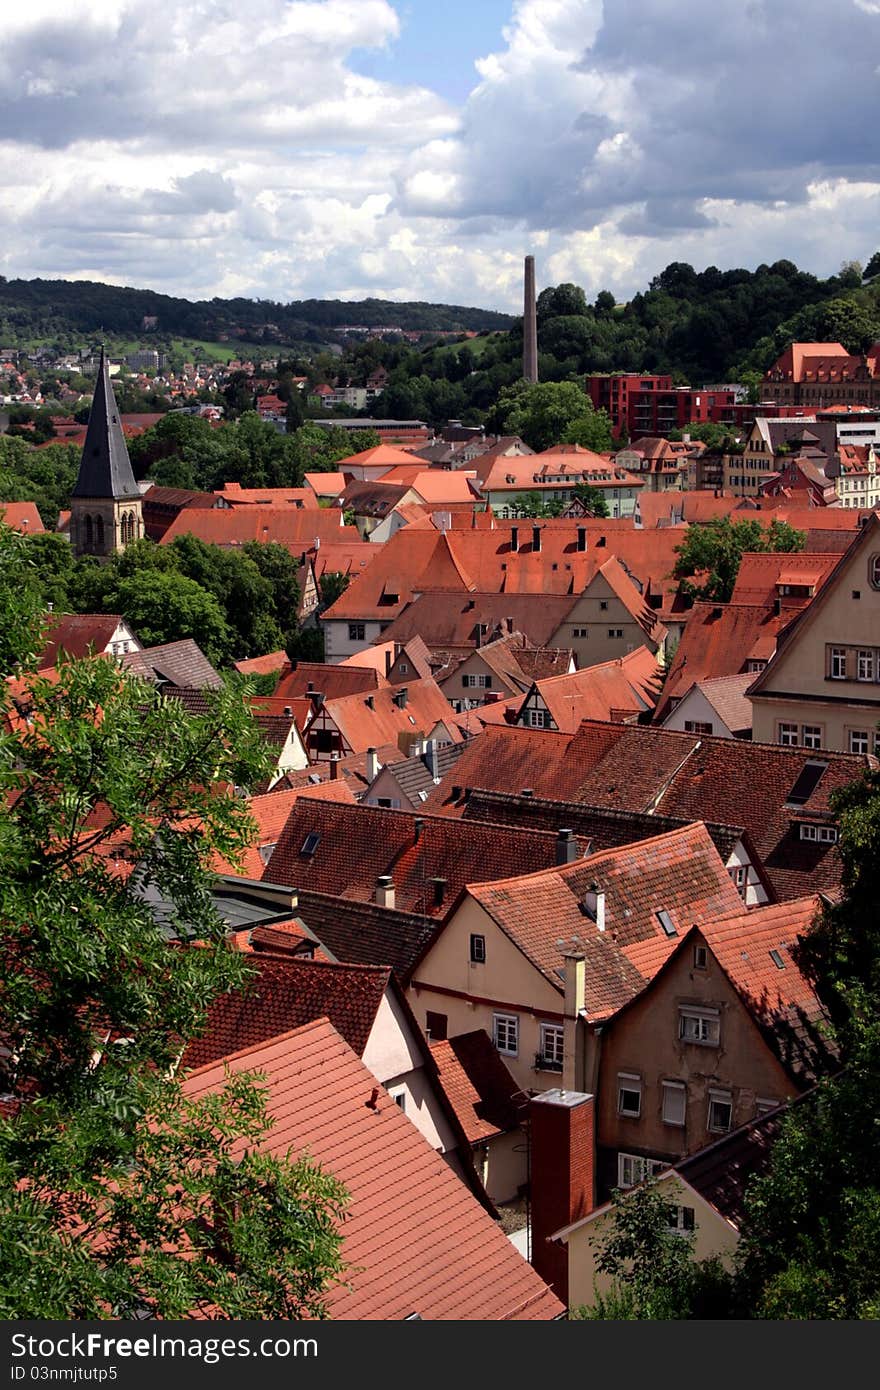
[70,348,144,558]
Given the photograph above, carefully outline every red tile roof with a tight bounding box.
[274,660,387,703]
[461,822,744,1016]
[430,1031,524,1145]
[375,590,579,654]
[310,677,461,757]
[656,602,791,717]
[38,613,127,667]
[233,650,290,677]
[213,782,356,878]
[521,648,663,731]
[423,724,613,813]
[731,551,839,605]
[182,956,391,1069]
[699,897,832,1081]
[0,501,44,533]
[215,482,319,508]
[182,1021,563,1319]
[263,800,591,918]
[159,507,360,551]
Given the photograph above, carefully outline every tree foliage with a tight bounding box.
[0,524,348,1317]
[488,380,613,453]
[673,518,805,603]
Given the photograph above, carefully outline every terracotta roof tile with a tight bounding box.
[460,823,743,1016]
[430,1031,524,1144]
[309,677,461,757]
[182,1020,563,1320]
[657,602,791,716]
[263,800,591,920]
[182,956,391,1069]
[158,507,360,551]
[274,661,386,703]
[38,613,126,667]
[293,890,439,982]
[0,501,44,533]
[522,649,664,731]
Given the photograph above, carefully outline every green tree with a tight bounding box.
[113,570,233,663]
[571,482,610,518]
[0,526,348,1317]
[573,1181,734,1320]
[736,764,880,1319]
[490,380,613,453]
[673,517,805,603]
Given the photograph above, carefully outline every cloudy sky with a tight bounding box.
[2,0,879,310]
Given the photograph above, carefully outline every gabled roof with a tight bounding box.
[521,648,663,731]
[0,501,44,533]
[182,1020,563,1320]
[430,1031,524,1144]
[376,591,579,654]
[120,639,221,690]
[699,897,833,1083]
[672,671,755,736]
[233,650,290,677]
[262,799,591,919]
[461,822,743,1016]
[158,506,360,549]
[373,740,467,808]
[214,482,319,508]
[274,660,387,703]
[293,889,439,983]
[675,1102,793,1229]
[312,677,461,756]
[656,602,791,717]
[212,781,357,879]
[38,612,128,667]
[460,788,745,864]
[71,348,141,501]
[182,956,392,1069]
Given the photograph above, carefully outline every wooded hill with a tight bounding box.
[0,276,514,349]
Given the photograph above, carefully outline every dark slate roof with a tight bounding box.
[378,741,468,808]
[121,639,222,689]
[72,348,142,500]
[459,788,744,863]
[676,1102,793,1229]
[294,889,440,984]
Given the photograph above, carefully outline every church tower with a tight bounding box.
[70,348,144,559]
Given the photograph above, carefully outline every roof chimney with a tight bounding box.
[394,686,409,708]
[365,746,379,782]
[311,690,325,708]
[283,705,293,717]
[582,882,606,931]
[529,1089,595,1304]
[425,739,440,780]
[385,646,393,676]
[329,752,340,780]
[511,525,519,552]
[556,828,578,865]
[577,526,587,552]
[375,875,396,909]
[532,525,541,552]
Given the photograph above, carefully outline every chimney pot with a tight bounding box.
[375,875,396,909]
[365,746,379,782]
[556,828,578,865]
[329,753,340,780]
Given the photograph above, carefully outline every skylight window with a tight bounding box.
[657,910,677,937]
[786,759,829,807]
[300,832,320,856]
[769,949,785,970]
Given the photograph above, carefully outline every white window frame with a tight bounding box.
[679,1005,720,1047]
[469,933,486,964]
[778,722,799,747]
[493,1012,519,1057]
[387,1085,407,1113]
[617,1152,665,1190]
[857,649,874,683]
[849,729,869,755]
[707,1089,733,1134]
[524,707,550,729]
[617,1073,642,1118]
[801,725,822,750]
[539,1023,564,1070]
[667,1204,696,1234]
[829,647,847,680]
[661,1080,687,1127]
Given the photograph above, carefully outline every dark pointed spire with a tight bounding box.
[72,347,141,500]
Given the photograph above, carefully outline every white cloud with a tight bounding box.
[1,0,880,310]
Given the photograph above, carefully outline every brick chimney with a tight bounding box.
[529,1089,595,1305]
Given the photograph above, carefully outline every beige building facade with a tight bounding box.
[749,516,880,754]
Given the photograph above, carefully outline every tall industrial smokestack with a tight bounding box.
[523,254,538,384]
